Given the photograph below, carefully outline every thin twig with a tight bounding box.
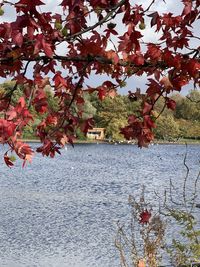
[183,143,189,208]
[64,0,126,41]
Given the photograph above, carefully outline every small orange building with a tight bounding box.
[87,128,105,140]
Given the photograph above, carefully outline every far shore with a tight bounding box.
[21,139,200,145]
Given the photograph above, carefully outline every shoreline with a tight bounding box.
[21,139,200,145]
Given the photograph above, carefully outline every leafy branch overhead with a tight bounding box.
[0,0,199,166]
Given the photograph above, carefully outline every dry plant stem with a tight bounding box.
[162,145,199,265]
[183,144,189,209]
[116,189,165,267]
[191,170,200,210]
[116,224,130,267]
[169,178,182,206]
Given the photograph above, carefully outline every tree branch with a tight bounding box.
[64,0,126,41]
[0,54,169,71]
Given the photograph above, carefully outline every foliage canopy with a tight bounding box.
[0,0,199,166]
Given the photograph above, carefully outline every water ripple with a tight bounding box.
[0,144,199,266]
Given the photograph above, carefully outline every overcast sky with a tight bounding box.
[0,0,199,95]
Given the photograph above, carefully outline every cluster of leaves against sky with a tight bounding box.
[0,0,199,167]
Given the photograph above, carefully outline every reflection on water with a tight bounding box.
[0,144,199,266]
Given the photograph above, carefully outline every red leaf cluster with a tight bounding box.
[4,153,14,168]
[121,114,155,148]
[139,209,152,224]
[0,119,16,143]
[0,0,199,165]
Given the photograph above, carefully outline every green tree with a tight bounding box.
[82,93,97,120]
[96,96,129,140]
[174,91,200,121]
[75,93,97,140]
[154,115,180,141]
[178,119,200,139]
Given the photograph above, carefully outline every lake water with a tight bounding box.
[0,143,199,267]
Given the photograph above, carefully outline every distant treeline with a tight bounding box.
[1,81,200,142]
[81,89,200,141]
[85,90,200,141]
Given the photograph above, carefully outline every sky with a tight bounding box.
[0,0,199,95]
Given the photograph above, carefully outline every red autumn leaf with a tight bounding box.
[146,79,161,97]
[186,59,200,78]
[36,140,53,156]
[139,209,151,224]
[76,96,85,105]
[34,35,42,55]
[182,1,192,16]
[146,44,162,60]
[33,89,48,113]
[60,0,68,7]
[27,26,35,40]
[137,126,154,148]
[53,72,68,88]
[121,120,142,140]
[148,11,160,27]
[172,76,189,91]
[130,53,145,66]
[144,115,156,129]
[120,125,136,140]
[59,134,69,146]
[15,0,44,10]
[104,28,118,38]
[18,97,26,108]
[96,81,117,100]
[34,34,53,58]
[42,38,53,58]
[128,114,138,125]
[166,98,176,110]
[6,109,17,120]
[102,81,116,88]
[16,0,44,5]
[13,31,23,47]
[34,97,48,113]
[81,118,94,134]
[0,119,16,142]
[14,141,34,164]
[142,102,152,115]
[4,153,14,168]
[160,77,173,92]
[106,50,119,64]
[46,115,58,126]
[98,87,106,101]
[107,88,117,98]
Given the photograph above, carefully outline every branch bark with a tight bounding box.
[0,54,169,70]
